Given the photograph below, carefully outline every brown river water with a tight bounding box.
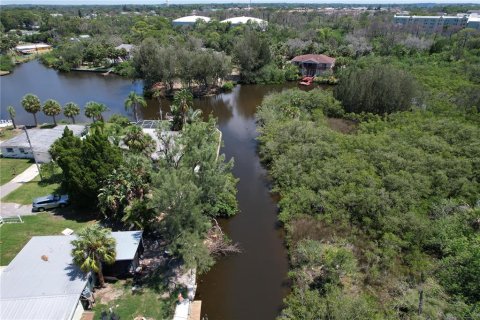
[1,61,301,320]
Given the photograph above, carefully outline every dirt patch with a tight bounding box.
[95,284,124,304]
[326,118,357,134]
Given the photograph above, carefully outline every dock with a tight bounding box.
[172,300,202,320]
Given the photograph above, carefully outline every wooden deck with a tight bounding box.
[189,301,202,320]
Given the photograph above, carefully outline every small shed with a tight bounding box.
[15,43,52,54]
[0,125,85,163]
[103,231,144,278]
[291,54,336,76]
[172,15,211,26]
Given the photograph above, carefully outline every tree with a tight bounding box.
[63,102,80,124]
[233,28,271,82]
[152,89,164,120]
[124,91,147,123]
[71,224,116,287]
[42,99,62,126]
[334,65,417,114]
[7,105,16,129]
[172,89,193,127]
[21,93,41,126]
[50,127,123,204]
[122,125,155,156]
[84,101,107,122]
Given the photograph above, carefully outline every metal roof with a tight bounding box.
[0,236,88,320]
[292,54,336,64]
[0,231,142,319]
[221,16,267,25]
[173,15,211,23]
[112,231,143,261]
[0,125,85,152]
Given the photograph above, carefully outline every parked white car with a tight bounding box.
[32,194,69,212]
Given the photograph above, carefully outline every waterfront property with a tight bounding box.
[115,44,135,60]
[291,54,336,76]
[0,231,143,320]
[394,13,480,31]
[172,15,211,26]
[15,43,52,55]
[0,125,85,163]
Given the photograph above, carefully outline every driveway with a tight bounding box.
[0,202,34,217]
[0,164,39,198]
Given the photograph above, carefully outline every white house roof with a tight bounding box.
[115,44,134,52]
[0,231,142,320]
[221,16,267,26]
[0,125,85,153]
[173,15,211,23]
[15,43,51,51]
[0,236,88,320]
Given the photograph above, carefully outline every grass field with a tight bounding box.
[0,212,95,265]
[0,158,33,185]
[0,127,22,142]
[93,280,175,320]
[1,175,61,205]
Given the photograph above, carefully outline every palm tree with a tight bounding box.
[42,99,62,126]
[21,94,41,127]
[7,106,16,129]
[152,89,163,120]
[63,102,80,124]
[186,108,202,124]
[71,224,116,288]
[173,89,193,125]
[124,91,147,123]
[84,101,107,123]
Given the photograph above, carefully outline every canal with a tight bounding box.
[1,61,293,320]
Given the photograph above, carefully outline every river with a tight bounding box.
[1,61,294,319]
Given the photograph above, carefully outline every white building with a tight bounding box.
[15,43,52,54]
[221,16,268,28]
[172,15,211,26]
[0,231,143,320]
[0,125,85,163]
[394,14,480,31]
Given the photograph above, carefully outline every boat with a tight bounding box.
[299,76,314,86]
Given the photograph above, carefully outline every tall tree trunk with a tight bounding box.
[134,104,138,123]
[10,116,16,129]
[97,263,105,287]
[418,272,425,316]
[71,116,76,124]
[52,115,57,126]
[33,113,38,127]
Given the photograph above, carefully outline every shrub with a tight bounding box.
[108,114,131,127]
[222,81,235,91]
[0,55,14,72]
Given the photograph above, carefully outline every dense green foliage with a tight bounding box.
[50,127,123,204]
[0,54,14,71]
[257,89,480,319]
[334,65,417,114]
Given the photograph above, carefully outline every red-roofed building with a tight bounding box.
[291,54,336,76]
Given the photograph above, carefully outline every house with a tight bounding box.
[221,16,268,29]
[291,54,336,76]
[0,125,85,163]
[172,15,211,26]
[115,44,135,60]
[0,231,143,320]
[15,43,52,55]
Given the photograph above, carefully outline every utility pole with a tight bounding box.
[23,126,42,181]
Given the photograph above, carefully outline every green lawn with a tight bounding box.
[0,158,33,186]
[93,280,175,320]
[0,213,94,265]
[0,127,22,143]
[1,175,61,205]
